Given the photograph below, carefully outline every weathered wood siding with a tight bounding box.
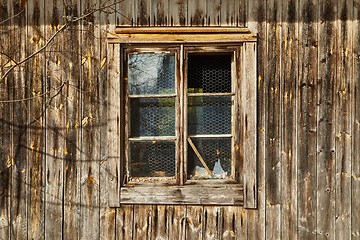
[0,0,359,239]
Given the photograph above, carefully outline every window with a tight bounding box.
[107,28,257,208]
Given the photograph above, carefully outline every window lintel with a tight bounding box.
[107,27,257,44]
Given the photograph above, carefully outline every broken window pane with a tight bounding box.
[187,137,232,180]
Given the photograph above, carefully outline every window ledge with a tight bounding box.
[120,183,243,205]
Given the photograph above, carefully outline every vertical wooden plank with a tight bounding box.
[335,0,353,239]
[116,0,134,26]
[99,1,118,239]
[151,205,168,239]
[10,0,28,238]
[281,0,298,239]
[317,0,337,239]
[133,205,153,239]
[265,0,282,238]
[27,0,45,239]
[205,0,221,26]
[116,205,134,240]
[44,0,65,238]
[80,0,101,239]
[203,206,222,239]
[167,205,186,240]
[220,0,236,26]
[168,0,186,26]
[185,206,203,240]
[221,207,237,239]
[63,0,81,239]
[135,0,150,26]
[0,1,11,238]
[151,0,168,26]
[107,42,121,208]
[246,0,266,238]
[242,42,258,209]
[297,0,318,239]
[236,0,246,27]
[188,1,205,26]
[352,2,360,238]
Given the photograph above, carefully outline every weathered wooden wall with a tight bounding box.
[0,0,359,239]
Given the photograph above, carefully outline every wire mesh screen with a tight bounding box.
[187,137,232,179]
[187,54,232,93]
[130,141,176,177]
[188,96,232,135]
[128,53,176,95]
[130,98,175,137]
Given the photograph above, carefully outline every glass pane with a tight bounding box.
[130,98,175,137]
[128,53,176,95]
[188,96,232,135]
[187,137,232,180]
[130,141,176,177]
[188,54,232,93]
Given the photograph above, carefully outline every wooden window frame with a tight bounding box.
[107,28,257,208]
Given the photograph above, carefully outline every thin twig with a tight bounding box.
[0,0,125,86]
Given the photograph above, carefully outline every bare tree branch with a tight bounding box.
[0,0,124,86]
[0,9,25,25]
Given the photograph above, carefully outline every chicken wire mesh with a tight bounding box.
[187,96,232,135]
[187,54,232,93]
[129,141,176,177]
[130,98,175,137]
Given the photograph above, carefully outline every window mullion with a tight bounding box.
[179,44,185,185]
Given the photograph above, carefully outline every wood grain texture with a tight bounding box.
[100,1,116,239]
[80,0,101,239]
[265,0,282,238]
[168,0,186,26]
[0,0,12,239]
[246,0,266,238]
[10,1,28,239]
[242,42,257,209]
[297,0,318,239]
[136,0,149,26]
[133,205,153,239]
[317,0,337,239]
[151,0,168,26]
[220,0,236,26]
[188,0,205,26]
[0,0,359,239]
[107,43,121,208]
[116,205,134,240]
[335,0,353,239]
[185,205,203,240]
[44,0,65,238]
[281,0,298,239]
[27,0,45,239]
[167,205,186,239]
[62,1,81,240]
[352,2,360,238]
[205,0,221,26]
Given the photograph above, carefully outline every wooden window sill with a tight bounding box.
[120,182,243,205]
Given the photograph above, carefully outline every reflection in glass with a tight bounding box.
[130,141,176,177]
[130,98,175,137]
[128,53,175,95]
[188,96,232,135]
